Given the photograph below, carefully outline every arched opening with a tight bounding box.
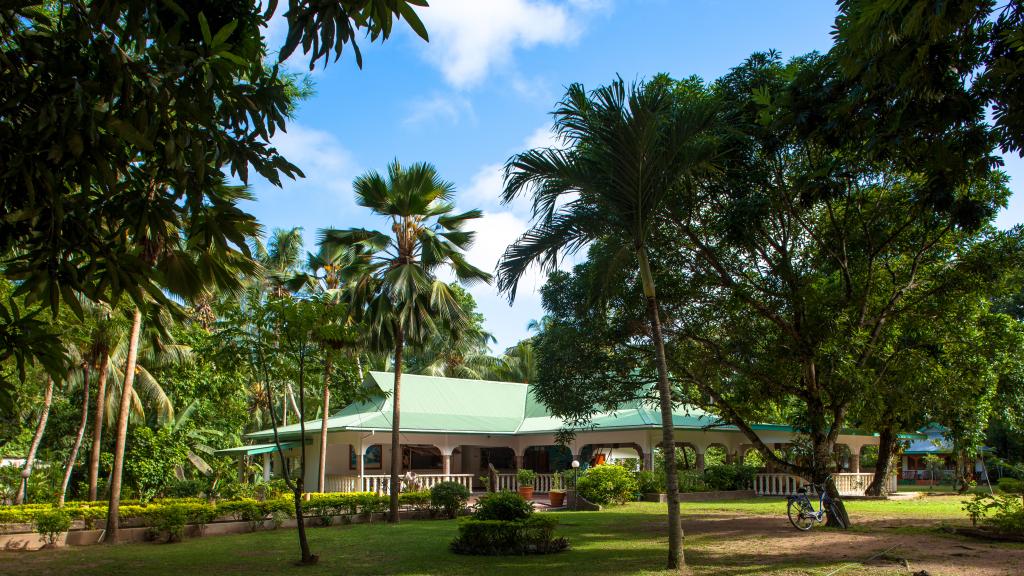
[523,445,572,473]
[705,444,729,468]
[742,446,766,469]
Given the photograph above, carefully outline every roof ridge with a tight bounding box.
[367,370,531,388]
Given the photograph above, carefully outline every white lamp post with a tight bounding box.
[571,460,580,511]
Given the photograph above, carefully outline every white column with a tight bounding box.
[442,453,452,476]
[262,453,271,482]
[695,451,705,472]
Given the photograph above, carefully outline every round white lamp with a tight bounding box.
[570,460,580,511]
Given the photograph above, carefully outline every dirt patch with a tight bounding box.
[681,513,1024,576]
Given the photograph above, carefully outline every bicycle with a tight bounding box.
[785,476,847,530]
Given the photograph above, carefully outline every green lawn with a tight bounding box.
[1,497,1011,576]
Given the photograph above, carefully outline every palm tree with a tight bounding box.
[496,77,720,570]
[104,179,260,543]
[84,300,130,501]
[15,375,54,505]
[491,340,537,384]
[320,160,491,522]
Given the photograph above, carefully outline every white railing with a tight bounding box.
[754,473,897,496]
[494,473,555,493]
[328,474,475,494]
[323,475,359,493]
[495,473,517,492]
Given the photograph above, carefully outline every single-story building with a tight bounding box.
[218,372,889,495]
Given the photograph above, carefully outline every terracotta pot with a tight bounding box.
[517,486,534,500]
[549,490,565,507]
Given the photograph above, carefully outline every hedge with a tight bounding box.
[450,516,568,555]
[0,490,434,533]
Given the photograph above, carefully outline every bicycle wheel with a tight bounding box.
[787,498,815,531]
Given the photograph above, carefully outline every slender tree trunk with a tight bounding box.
[104,307,143,543]
[637,251,684,571]
[59,365,91,506]
[294,348,316,564]
[15,376,54,505]
[318,355,332,492]
[88,354,110,501]
[866,425,897,496]
[389,330,404,523]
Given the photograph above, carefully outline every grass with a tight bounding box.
[0,496,994,576]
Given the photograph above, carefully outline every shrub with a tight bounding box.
[997,477,1024,495]
[576,464,639,505]
[516,469,536,488]
[635,470,664,494]
[431,481,470,518]
[399,490,432,510]
[33,508,71,546]
[166,478,207,499]
[450,516,567,555]
[962,494,1024,534]
[677,470,706,492]
[146,505,189,542]
[473,491,532,521]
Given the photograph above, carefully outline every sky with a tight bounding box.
[243,0,1024,353]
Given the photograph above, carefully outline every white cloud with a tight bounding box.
[415,0,588,88]
[269,124,359,197]
[403,93,474,126]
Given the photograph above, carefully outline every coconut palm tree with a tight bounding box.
[319,160,491,522]
[491,340,537,384]
[104,179,261,543]
[496,77,720,570]
[15,375,54,505]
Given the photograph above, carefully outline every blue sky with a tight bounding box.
[243,0,1024,353]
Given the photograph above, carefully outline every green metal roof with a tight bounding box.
[242,372,797,443]
[214,441,304,456]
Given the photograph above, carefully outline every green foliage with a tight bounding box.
[963,493,1024,534]
[997,477,1024,495]
[702,465,758,492]
[399,490,432,511]
[516,469,537,488]
[32,508,71,545]
[144,503,217,543]
[576,465,639,505]
[473,491,533,521]
[450,516,568,556]
[123,426,188,502]
[430,481,470,518]
[635,470,665,494]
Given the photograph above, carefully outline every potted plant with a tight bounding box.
[517,469,536,500]
[549,471,566,507]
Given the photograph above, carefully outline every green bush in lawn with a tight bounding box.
[450,515,568,555]
[576,464,639,505]
[997,477,1024,495]
[431,481,470,518]
[33,508,71,546]
[473,491,532,521]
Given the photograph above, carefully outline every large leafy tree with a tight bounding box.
[320,160,490,523]
[649,53,1019,524]
[497,77,720,571]
[0,0,428,405]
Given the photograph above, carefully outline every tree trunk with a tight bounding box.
[866,425,897,496]
[59,365,91,506]
[88,354,110,501]
[318,355,332,492]
[637,250,684,571]
[104,307,143,543]
[295,348,316,564]
[15,376,54,505]
[389,330,404,524]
